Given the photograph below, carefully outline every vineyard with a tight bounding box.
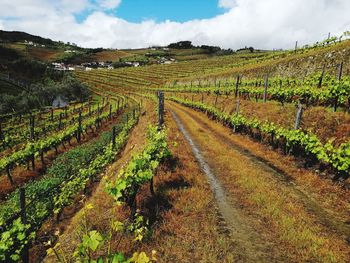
[1,37,350,263]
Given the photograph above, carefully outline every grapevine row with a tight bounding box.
[168,95,350,180]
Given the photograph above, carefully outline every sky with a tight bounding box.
[0,0,349,50]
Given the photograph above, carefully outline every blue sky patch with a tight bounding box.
[75,0,224,23]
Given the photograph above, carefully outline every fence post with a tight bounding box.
[112,126,116,148]
[77,111,82,143]
[235,75,240,98]
[158,91,164,130]
[97,103,101,128]
[294,101,304,129]
[31,144,35,170]
[338,61,343,81]
[20,188,29,263]
[58,113,63,130]
[317,64,326,88]
[263,74,269,103]
[29,115,35,141]
[109,104,112,120]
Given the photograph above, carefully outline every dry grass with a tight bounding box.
[27,47,63,62]
[169,102,350,263]
[91,50,133,62]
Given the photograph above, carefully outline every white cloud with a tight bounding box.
[219,0,237,9]
[99,0,122,9]
[0,0,349,50]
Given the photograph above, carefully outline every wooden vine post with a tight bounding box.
[112,126,116,148]
[29,115,35,141]
[58,113,63,130]
[235,75,240,98]
[51,108,54,121]
[20,188,29,263]
[317,64,326,88]
[77,111,82,143]
[294,101,304,130]
[338,61,343,81]
[97,103,101,128]
[109,104,113,120]
[151,90,165,196]
[158,91,165,130]
[263,74,269,103]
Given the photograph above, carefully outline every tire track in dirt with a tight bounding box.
[168,101,350,242]
[170,110,280,263]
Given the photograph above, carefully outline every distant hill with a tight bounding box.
[0,30,55,46]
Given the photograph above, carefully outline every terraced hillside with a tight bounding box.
[2,38,350,263]
[53,39,350,262]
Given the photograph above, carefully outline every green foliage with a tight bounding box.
[163,75,350,108]
[169,95,350,179]
[53,113,138,215]
[0,75,91,114]
[0,106,139,262]
[9,58,47,80]
[63,205,152,263]
[106,126,170,207]
[0,218,35,262]
[0,46,21,62]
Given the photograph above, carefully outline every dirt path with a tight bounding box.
[170,110,278,262]
[167,101,350,262]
